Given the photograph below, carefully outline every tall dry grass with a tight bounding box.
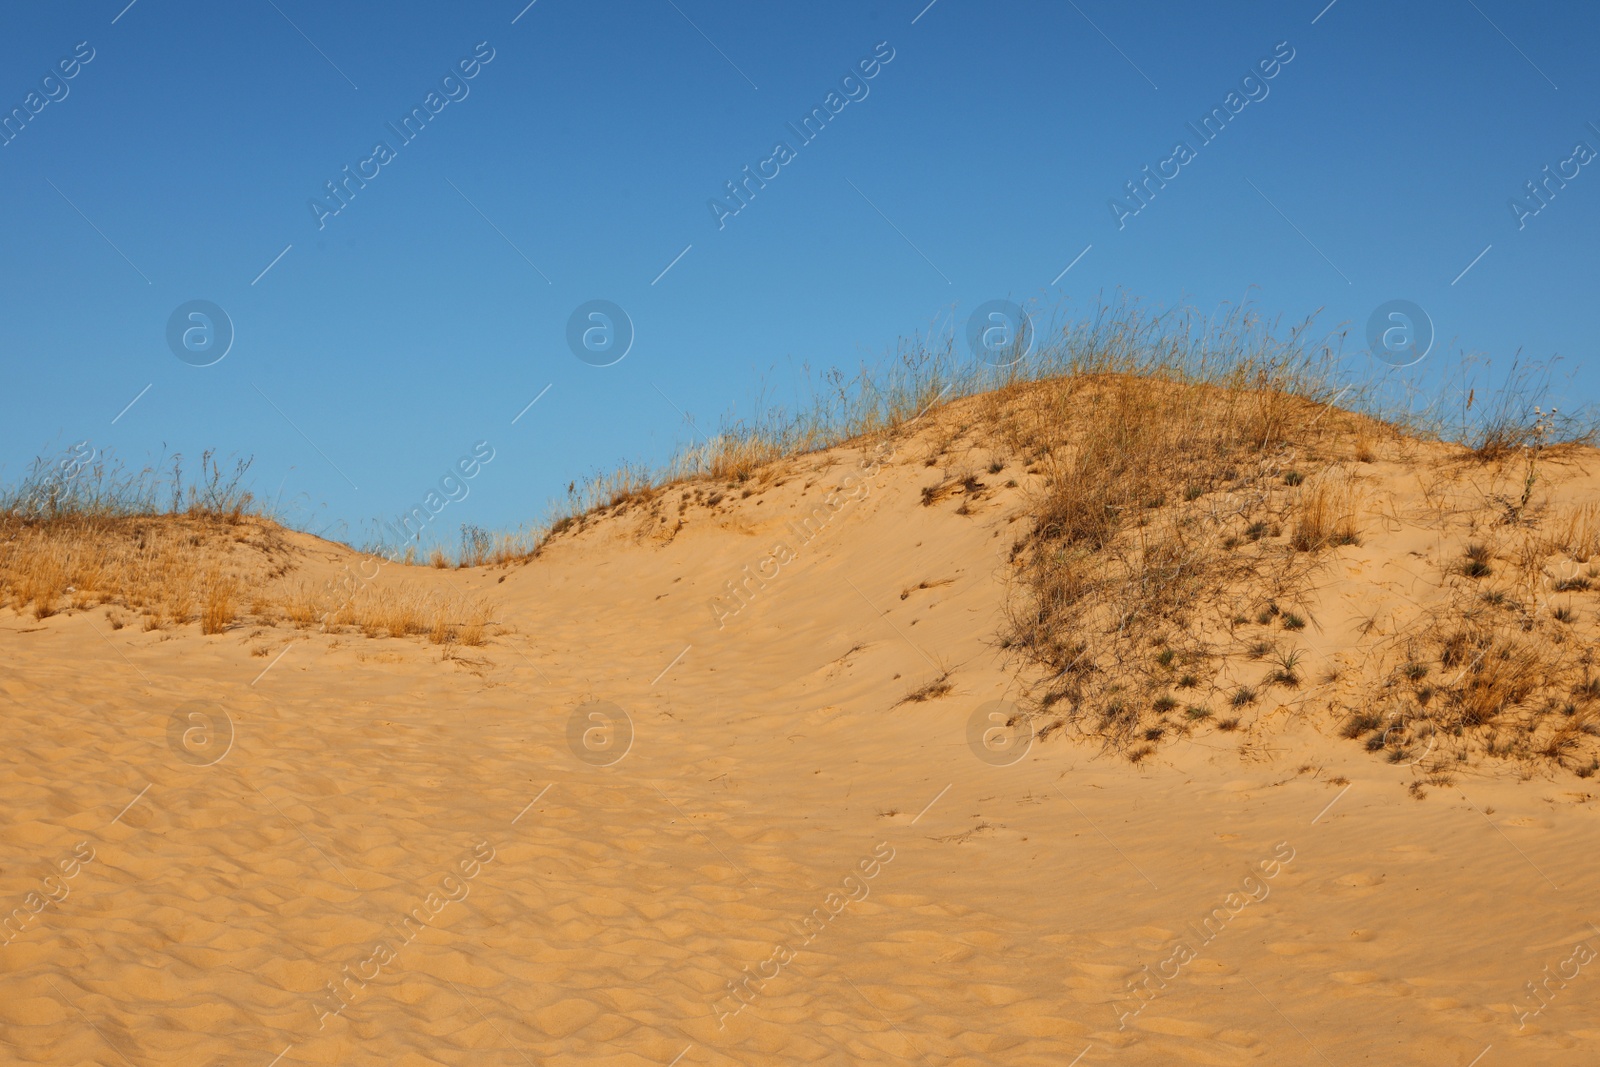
[0,449,496,646]
[0,451,259,627]
[1,512,254,631]
[366,295,1590,567]
[200,567,238,635]
[992,370,1361,741]
[1546,502,1600,560]
[1289,474,1363,552]
[513,300,1351,558]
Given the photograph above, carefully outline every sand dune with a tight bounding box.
[4,397,1600,1066]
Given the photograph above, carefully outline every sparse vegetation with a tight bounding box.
[1,450,260,627]
[200,567,238,635]
[0,448,494,646]
[1269,649,1303,688]
[896,670,954,706]
[988,304,1360,756]
[1342,710,1384,739]
[4,297,1598,777]
[1289,474,1363,551]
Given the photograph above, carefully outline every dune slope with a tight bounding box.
[4,398,1600,1066]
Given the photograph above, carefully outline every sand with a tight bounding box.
[3,417,1599,1066]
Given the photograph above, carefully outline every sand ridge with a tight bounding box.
[4,413,1600,1065]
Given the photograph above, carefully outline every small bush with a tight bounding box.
[1462,543,1493,579]
[1342,710,1383,738]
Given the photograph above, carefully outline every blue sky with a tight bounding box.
[2,0,1596,549]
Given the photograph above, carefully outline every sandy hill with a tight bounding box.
[3,378,1600,1065]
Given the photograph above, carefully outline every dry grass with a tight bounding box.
[5,298,1596,777]
[0,449,497,648]
[961,310,1594,773]
[0,512,501,645]
[1438,629,1543,727]
[1289,473,1363,551]
[993,366,1351,749]
[313,583,491,644]
[1312,442,1600,774]
[283,581,320,626]
[457,615,487,647]
[200,568,238,635]
[0,450,258,623]
[373,296,1591,570]
[1546,502,1600,560]
[895,670,954,706]
[1348,519,1600,773]
[1,513,245,626]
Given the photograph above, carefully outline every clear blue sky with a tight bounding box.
[3,0,1596,549]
